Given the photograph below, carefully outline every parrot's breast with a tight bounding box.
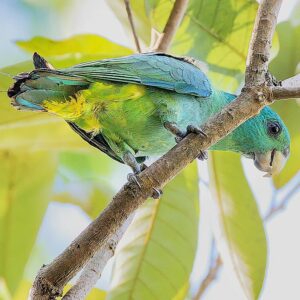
[73,82,207,157]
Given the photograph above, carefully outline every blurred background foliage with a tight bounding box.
[0,0,300,300]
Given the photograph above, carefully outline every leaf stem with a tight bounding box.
[124,0,141,53]
[154,0,189,52]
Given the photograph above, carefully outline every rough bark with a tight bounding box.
[62,215,134,300]
[245,0,283,86]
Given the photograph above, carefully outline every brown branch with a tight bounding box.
[124,0,141,53]
[264,183,300,221]
[62,214,134,300]
[272,86,300,99]
[245,0,283,86]
[30,0,300,299]
[154,0,189,52]
[193,255,222,300]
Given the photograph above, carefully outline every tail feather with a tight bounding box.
[8,58,89,111]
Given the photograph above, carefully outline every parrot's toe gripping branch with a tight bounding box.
[164,122,208,160]
[124,152,163,199]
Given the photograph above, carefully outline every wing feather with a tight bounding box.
[62,53,212,98]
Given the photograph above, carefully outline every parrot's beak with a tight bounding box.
[252,147,290,177]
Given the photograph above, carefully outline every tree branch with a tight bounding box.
[62,214,134,300]
[245,0,283,86]
[154,0,189,52]
[124,0,141,53]
[30,0,300,299]
[264,183,300,221]
[272,86,300,99]
[193,255,222,300]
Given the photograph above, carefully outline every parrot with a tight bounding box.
[8,52,290,187]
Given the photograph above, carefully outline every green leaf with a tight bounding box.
[272,101,300,188]
[0,151,56,294]
[64,285,106,300]
[54,151,118,218]
[108,0,260,91]
[12,280,32,300]
[269,21,300,80]
[209,152,267,300]
[0,35,133,151]
[16,34,132,58]
[58,151,117,181]
[269,21,300,188]
[108,162,199,300]
[10,280,106,300]
[85,288,106,300]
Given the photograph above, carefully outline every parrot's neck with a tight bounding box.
[209,91,249,153]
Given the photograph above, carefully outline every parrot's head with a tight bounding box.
[238,106,290,177]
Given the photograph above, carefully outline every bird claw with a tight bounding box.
[127,168,163,199]
[198,150,208,161]
[186,125,207,137]
[152,188,163,199]
[174,125,207,144]
[127,173,141,188]
[175,136,183,143]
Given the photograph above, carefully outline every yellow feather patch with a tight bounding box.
[43,93,85,120]
[85,82,146,102]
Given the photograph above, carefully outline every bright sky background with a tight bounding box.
[1,0,300,299]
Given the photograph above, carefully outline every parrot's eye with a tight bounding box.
[267,121,282,137]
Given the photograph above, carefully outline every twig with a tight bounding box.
[30,0,300,299]
[154,0,189,52]
[245,0,283,86]
[124,0,141,53]
[264,183,300,221]
[193,255,222,300]
[62,214,134,300]
[192,181,300,300]
[272,86,300,99]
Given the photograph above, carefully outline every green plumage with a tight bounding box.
[8,53,290,175]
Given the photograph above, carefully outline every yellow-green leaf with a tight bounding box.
[108,163,199,300]
[269,21,300,188]
[209,152,267,300]
[272,101,300,188]
[10,280,106,300]
[16,34,132,58]
[54,151,118,218]
[0,151,57,294]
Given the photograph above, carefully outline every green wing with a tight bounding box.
[62,53,212,98]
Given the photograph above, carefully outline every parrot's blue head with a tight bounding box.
[235,106,290,176]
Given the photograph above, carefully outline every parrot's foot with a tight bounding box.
[164,122,208,160]
[163,121,186,141]
[186,126,208,160]
[123,152,163,199]
[186,125,207,137]
[127,173,141,188]
[127,173,163,199]
[164,122,207,142]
